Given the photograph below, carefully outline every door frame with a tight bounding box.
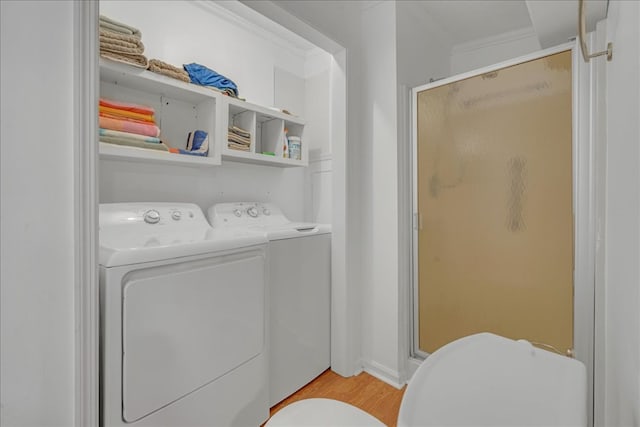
[410,41,594,423]
[74,1,99,426]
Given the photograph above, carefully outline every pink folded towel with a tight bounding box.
[100,98,155,115]
[99,116,160,138]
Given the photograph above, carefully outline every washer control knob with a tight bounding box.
[233,208,242,217]
[262,208,271,216]
[143,209,160,224]
[171,211,182,221]
[247,206,259,218]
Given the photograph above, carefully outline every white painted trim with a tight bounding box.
[194,1,312,59]
[411,82,421,360]
[592,19,608,427]
[328,48,360,377]
[572,38,596,427]
[451,26,539,55]
[361,360,404,389]
[74,1,99,426]
[397,84,412,384]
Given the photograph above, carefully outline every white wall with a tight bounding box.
[396,1,452,87]
[450,28,541,75]
[101,0,304,107]
[304,49,332,158]
[99,160,307,220]
[98,0,330,222]
[303,50,332,222]
[0,1,76,425]
[358,1,401,385]
[603,1,640,425]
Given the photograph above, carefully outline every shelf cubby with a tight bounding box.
[99,58,221,166]
[221,97,306,167]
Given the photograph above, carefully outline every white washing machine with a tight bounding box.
[208,202,331,406]
[99,202,269,427]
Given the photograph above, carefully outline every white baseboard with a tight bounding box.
[361,360,404,389]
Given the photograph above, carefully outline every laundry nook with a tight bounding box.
[2,1,639,427]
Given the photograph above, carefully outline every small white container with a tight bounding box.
[288,136,301,160]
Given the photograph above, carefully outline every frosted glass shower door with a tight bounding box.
[415,51,573,354]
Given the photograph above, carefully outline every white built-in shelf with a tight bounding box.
[221,149,308,168]
[99,58,307,168]
[100,58,221,104]
[222,97,307,167]
[225,96,305,126]
[99,142,219,167]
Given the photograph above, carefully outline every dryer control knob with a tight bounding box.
[247,207,258,218]
[233,209,242,217]
[144,209,161,224]
[262,208,271,216]
[171,211,182,221]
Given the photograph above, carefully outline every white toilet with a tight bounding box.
[266,333,587,427]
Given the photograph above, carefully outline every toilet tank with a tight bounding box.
[398,333,586,427]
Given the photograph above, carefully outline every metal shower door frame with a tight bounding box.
[410,40,594,422]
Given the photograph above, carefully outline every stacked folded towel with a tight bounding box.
[99,98,167,151]
[149,59,191,83]
[99,15,148,69]
[227,126,252,151]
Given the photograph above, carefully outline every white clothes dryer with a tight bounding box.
[99,203,269,427]
[208,202,331,407]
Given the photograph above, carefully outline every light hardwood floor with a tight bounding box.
[268,369,406,427]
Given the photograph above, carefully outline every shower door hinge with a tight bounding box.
[413,212,423,230]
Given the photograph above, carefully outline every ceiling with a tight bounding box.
[241,0,609,53]
[399,0,608,48]
[407,0,534,46]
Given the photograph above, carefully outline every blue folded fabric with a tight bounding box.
[179,130,209,156]
[183,63,238,97]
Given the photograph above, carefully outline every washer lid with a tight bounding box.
[398,333,587,427]
[249,222,332,240]
[99,203,267,267]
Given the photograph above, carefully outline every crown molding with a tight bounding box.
[193,0,314,59]
[452,26,539,55]
[359,0,387,12]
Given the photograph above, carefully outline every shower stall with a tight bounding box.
[411,46,592,360]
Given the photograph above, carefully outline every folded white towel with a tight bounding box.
[99,14,142,39]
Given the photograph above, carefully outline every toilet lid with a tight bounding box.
[398,333,587,427]
[265,398,385,427]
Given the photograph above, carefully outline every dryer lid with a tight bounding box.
[398,333,587,427]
